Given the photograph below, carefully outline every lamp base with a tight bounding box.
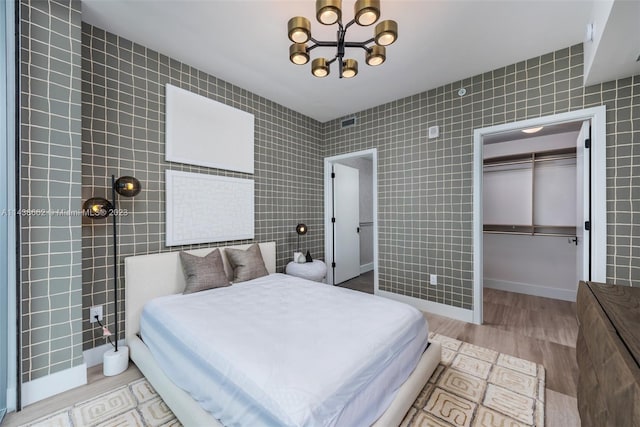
[103,346,129,376]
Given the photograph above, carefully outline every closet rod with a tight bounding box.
[483,230,577,237]
[484,153,576,168]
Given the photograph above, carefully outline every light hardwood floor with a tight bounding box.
[3,283,579,426]
[338,270,375,294]
[339,273,580,426]
[2,363,143,427]
[426,288,580,426]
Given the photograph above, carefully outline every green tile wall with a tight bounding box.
[80,24,324,350]
[20,0,84,381]
[323,44,640,309]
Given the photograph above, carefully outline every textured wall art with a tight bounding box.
[165,170,254,246]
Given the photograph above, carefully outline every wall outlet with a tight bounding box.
[89,305,103,323]
[430,274,438,285]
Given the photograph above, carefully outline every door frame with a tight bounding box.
[324,149,378,289]
[472,106,607,324]
[2,0,17,415]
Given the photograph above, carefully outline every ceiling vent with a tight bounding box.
[341,116,357,128]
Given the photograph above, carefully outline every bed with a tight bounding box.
[125,242,441,426]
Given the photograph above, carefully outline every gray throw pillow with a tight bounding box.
[179,249,230,294]
[225,243,269,283]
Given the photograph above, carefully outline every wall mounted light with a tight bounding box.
[296,223,308,252]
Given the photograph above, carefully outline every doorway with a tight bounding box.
[324,149,378,293]
[482,121,586,301]
[473,107,607,324]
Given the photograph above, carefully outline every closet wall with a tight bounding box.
[483,131,580,301]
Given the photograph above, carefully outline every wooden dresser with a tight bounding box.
[576,281,640,426]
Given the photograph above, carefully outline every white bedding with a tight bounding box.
[140,273,428,427]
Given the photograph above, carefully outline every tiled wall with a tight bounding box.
[324,44,640,308]
[80,24,324,350]
[20,0,84,381]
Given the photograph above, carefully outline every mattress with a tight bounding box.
[140,273,428,427]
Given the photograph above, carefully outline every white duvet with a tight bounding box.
[141,273,428,427]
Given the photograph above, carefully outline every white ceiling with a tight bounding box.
[483,121,582,145]
[81,0,601,123]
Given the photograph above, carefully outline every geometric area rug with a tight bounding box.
[401,333,545,427]
[19,378,182,427]
[20,333,544,427]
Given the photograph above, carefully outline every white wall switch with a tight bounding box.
[428,126,439,139]
[430,274,437,285]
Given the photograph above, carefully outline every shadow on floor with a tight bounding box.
[337,270,374,294]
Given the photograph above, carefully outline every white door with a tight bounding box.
[576,120,591,284]
[333,163,360,284]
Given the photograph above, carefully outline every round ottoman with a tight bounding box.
[285,259,327,282]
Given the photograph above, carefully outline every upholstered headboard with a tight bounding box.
[124,242,276,343]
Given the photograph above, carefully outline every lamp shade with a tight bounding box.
[114,176,141,197]
[83,197,113,219]
[288,16,311,43]
[374,20,398,46]
[354,0,380,26]
[290,43,309,65]
[296,223,308,235]
[366,45,386,66]
[316,0,341,25]
[342,59,358,78]
[311,57,330,77]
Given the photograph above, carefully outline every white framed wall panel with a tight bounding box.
[165,84,254,174]
[165,170,254,246]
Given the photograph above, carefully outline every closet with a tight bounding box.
[482,130,580,301]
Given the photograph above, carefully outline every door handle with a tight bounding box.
[569,237,578,246]
[357,227,360,233]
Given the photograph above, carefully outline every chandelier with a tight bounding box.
[287,0,398,78]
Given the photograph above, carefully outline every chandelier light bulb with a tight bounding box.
[366,45,386,66]
[288,17,311,43]
[342,59,358,78]
[320,10,338,24]
[312,58,330,77]
[289,43,309,65]
[316,0,342,25]
[375,20,398,46]
[354,0,380,26]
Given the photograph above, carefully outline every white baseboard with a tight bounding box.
[484,278,577,302]
[6,385,16,412]
[360,263,373,274]
[22,363,87,406]
[83,339,126,368]
[376,290,474,323]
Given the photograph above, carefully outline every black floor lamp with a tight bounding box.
[83,174,141,376]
